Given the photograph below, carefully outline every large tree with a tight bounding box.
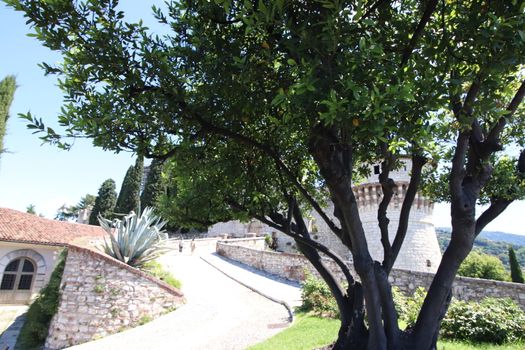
[89,179,117,225]
[0,75,16,157]
[7,1,525,349]
[114,157,144,215]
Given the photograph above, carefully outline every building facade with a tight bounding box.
[0,208,105,304]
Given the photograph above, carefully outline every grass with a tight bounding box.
[140,261,182,289]
[247,313,524,350]
[246,312,339,350]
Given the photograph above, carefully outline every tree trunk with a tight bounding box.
[410,226,475,349]
[332,283,368,350]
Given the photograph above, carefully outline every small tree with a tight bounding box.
[457,251,509,281]
[55,194,96,221]
[0,75,16,157]
[114,157,143,215]
[140,158,165,210]
[509,246,524,283]
[26,204,36,215]
[89,179,117,225]
[55,204,75,221]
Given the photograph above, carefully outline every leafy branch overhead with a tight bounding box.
[6,0,525,349]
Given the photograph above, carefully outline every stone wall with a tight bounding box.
[45,245,185,350]
[217,242,525,309]
[225,237,266,249]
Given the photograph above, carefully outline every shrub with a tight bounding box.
[400,287,427,328]
[299,274,339,319]
[441,297,525,344]
[99,207,172,267]
[301,277,525,345]
[15,251,67,350]
[141,261,182,289]
[457,251,509,281]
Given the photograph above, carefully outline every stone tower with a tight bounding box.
[352,158,442,272]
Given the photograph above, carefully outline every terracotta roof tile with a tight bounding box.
[0,207,106,246]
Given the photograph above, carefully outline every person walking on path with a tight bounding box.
[190,238,196,255]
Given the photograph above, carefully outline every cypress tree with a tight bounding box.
[89,179,117,225]
[509,247,524,283]
[0,76,16,156]
[140,158,165,210]
[114,157,144,215]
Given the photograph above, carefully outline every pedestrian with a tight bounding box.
[178,238,184,253]
[190,238,196,254]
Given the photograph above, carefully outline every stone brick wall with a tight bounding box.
[45,245,185,350]
[225,237,266,249]
[217,242,525,309]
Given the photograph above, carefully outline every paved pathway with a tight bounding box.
[69,252,298,350]
[0,305,28,350]
[201,253,302,309]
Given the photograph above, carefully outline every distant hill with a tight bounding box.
[437,227,525,246]
[436,227,525,269]
[478,231,525,246]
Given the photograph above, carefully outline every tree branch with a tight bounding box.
[475,149,525,235]
[449,131,470,207]
[462,77,483,117]
[475,198,512,236]
[225,198,355,286]
[486,79,525,142]
[273,217,355,285]
[387,154,426,273]
[374,262,400,349]
[190,112,342,237]
[377,150,395,270]
[400,0,439,68]
[360,0,389,21]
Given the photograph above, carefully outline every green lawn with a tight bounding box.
[248,313,525,350]
[246,313,339,350]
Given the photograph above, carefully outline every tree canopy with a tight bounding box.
[7,0,525,349]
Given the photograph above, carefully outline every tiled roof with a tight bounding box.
[0,207,106,246]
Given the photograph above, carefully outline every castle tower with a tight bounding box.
[353,158,442,272]
[281,157,441,272]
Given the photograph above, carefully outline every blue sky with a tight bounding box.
[0,2,524,234]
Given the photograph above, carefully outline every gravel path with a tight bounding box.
[69,253,290,350]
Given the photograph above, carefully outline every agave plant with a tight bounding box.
[99,207,171,267]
